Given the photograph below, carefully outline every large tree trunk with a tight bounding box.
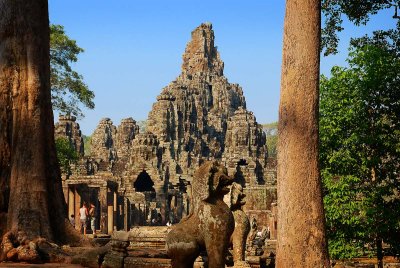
[0,92,10,232]
[0,0,80,244]
[276,0,330,267]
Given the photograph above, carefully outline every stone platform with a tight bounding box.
[102,227,271,268]
[103,227,172,268]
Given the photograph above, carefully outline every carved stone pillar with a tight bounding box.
[99,186,108,234]
[113,191,117,230]
[107,188,114,234]
[68,186,75,224]
[155,184,166,224]
[123,198,129,231]
[181,193,188,219]
[74,185,81,231]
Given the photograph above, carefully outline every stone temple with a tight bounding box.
[56,23,277,239]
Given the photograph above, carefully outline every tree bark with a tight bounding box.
[277,0,330,267]
[0,0,80,243]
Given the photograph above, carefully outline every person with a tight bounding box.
[69,214,75,227]
[78,202,88,235]
[89,203,96,235]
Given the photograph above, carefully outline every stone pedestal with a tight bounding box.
[102,231,129,268]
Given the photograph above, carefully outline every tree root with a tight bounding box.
[0,221,92,264]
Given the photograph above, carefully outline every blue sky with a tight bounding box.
[49,1,396,135]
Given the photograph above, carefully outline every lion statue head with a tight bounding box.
[191,161,233,212]
[230,182,246,211]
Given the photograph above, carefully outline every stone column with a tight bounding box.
[62,185,69,205]
[74,185,81,231]
[123,198,129,231]
[132,203,137,226]
[155,184,166,224]
[181,193,188,218]
[107,188,114,235]
[99,186,108,234]
[270,203,277,240]
[176,194,183,221]
[113,191,117,230]
[68,186,75,221]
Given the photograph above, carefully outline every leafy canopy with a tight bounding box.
[322,0,400,55]
[55,137,79,175]
[50,24,95,118]
[320,43,400,259]
[263,122,278,157]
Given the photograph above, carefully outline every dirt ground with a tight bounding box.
[0,264,84,268]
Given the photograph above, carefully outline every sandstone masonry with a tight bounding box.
[56,23,277,241]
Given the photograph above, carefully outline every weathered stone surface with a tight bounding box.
[90,118,117,163]
[101,242,129,268]
[147,23,250,186]
[71,244,110,268]
[166,161,234,268]
[230,183,250,267]
[54,115,84,156]
[62,23,276,249]
[115,118,139,161]
[223,107,268,186]
[181,22,224,77]
[102,231,129,268]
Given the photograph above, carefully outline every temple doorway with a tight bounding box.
[131,170,157,226]
[134,170,156,201]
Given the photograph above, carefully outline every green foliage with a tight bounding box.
[323,174,366,259]
[263,122,278,157]
[50,24,95,118]
[320,44,400,259]
[321,0,399,55]
[55,137,79,175]
[83,135,92,156]
[266,134,277,157]
[351,21,400,57]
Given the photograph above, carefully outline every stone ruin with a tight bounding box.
[55,115,84,156]
[55,23,277,263]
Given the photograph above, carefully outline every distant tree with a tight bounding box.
[266,134,277,157]
[321,0,400,55]
[320,44,400,265]
[55,137,79,175]
[50,24,94,118]
[262,122,278,135]
[83,135,92,156]
[137,120,147,133]
[263,122,278,157]
[277,0,330,266]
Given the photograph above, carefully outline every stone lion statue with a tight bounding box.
[230,182,251,268]
[166,161,234,268]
